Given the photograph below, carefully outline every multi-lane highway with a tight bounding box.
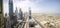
[16,17,46,28]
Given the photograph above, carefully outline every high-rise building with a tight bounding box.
[4,13,11,28]
[9,0,13,16]
[0,0,4,28]
[10,13,17,28]
[9,0,14,28]
[29,7,32,19]
[19,8,23,20]
[15,7,18,19]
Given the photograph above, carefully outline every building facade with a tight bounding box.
[15,7,18,20]
[4,13,11,28]
[29,7,32,19]
[0,0,4,28]
[19,8,23,20]
[9,0,14,28]
[9,0,13,16]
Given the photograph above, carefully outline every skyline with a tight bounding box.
[3,0,60,15]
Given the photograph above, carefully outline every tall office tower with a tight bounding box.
[9,13,18,28]
[29,7,32,19]
[9,0,14,28]
[9,0,13,16]
[15,7,18,19]
[4,13,11,28]
[19,8,23,20]
[0,0,4,28]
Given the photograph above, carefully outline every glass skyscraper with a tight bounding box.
[9,0,13,16]
[9,0,14,28]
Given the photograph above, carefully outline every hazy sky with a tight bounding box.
[3,0,60,15]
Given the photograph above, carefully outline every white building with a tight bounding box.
[4,13,11,28]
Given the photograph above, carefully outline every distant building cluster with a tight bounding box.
[4,0,32,28]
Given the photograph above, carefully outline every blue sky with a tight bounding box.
[3,0,60,15]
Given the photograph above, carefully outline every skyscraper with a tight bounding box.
[19,8,23,20]
[9,0,13,16]
[9,0,14,28]
[29,7,32,19]
[15,7,18,18]
[0,0,4,28]
[4,13,11,28]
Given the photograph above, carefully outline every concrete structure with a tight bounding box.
[29,7,32,19]
[10,13,18,28]
[15,7,19,20]
[19,8,23,20]
[0,0,4,28]
[4,13,11,28]
[12,13,17,25]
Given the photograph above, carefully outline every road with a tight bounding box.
[33,18,45,28]
[32,17,46,28]
[16,17,46,28]
[24,18,29,28]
